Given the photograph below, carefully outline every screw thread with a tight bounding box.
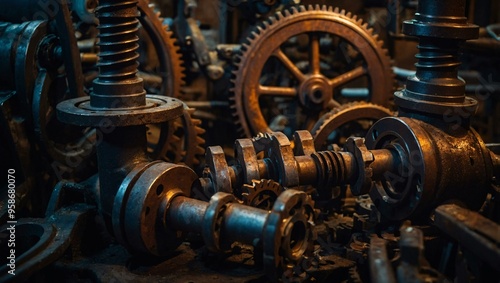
[91,0,145,108]
[395,0,479,116]
[311,151,349,192]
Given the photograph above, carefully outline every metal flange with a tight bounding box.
[57,95,184,127]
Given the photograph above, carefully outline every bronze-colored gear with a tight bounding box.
[137,1,206,168]
[241,179,285,210]
[230,5,394,138]
[147,104,205,168]
[137,0,185,98]
[310,101,393,151]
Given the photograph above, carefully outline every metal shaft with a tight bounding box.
[167,195,268,247]
[395,0,479,119]
[166,196,207,234]
[91,0,145,108]
[406,0,469,100]
[92,0,148,225]
[221,203,268,245]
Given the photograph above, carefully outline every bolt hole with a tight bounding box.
[156,184,164,195]
[289,221,307,254]
[470,157,474,166]
[372,129,379,140]
[145,206,150,216]
[313,90,323,99]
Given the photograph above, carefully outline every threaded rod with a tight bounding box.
[91,0,145,108]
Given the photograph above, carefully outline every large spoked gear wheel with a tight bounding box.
[310,101,393,150]
[137,0,185,98]
[230,5,394,138]
[147,104,205,168]
[241,179,285,210]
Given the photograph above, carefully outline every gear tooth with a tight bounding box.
[241,42,250,51]
[333,7,340,13]
[362,23,369,29]
[327,6,333,12]
[186,107,195,115]
[173,117,183,126]
[196,128,206,137]
[298,6,306,12]
[340,9,346,15]
[198,125,206,134]
[193,118,202,127]
[196,144,205,153]
[367,27,374,34]
[346,11,352,18]
[284,9,292,16]
[196,136,205,144]
[321,5,328,11]
[352,14,358,21]
[273,12,281,21]
[231,67,238,76]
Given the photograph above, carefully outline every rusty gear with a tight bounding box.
[147,104,205,168]
[230,5,394,137]
[310,102,393,150]
[137,0,185,98]
[241,179,285,210]
[138,1,206,168]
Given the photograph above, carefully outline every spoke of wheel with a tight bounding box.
[327,99,342,109]
[272,48,306,82]
[309,34,321,75]
[301,114,319,131]
[258,85,297,97]
[329,66,366,88]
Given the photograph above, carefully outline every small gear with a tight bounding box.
[147,104,205,168]
[241,179,285,210]
[310,101,393,150]
[230,5,395,137]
